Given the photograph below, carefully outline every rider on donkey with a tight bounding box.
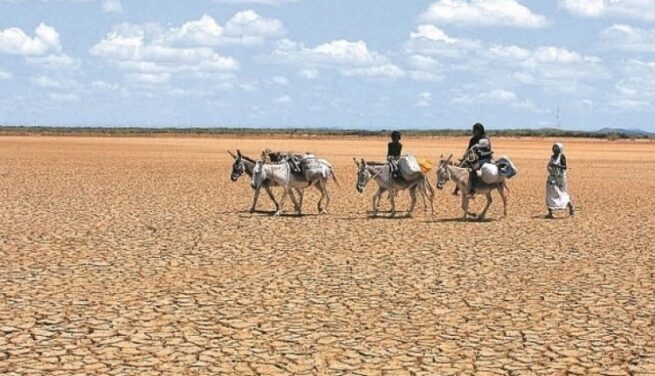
[387,130,402,180]
[467,123,493,195]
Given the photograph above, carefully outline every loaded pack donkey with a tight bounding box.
[251,154,339,216]
[354,158,435,218]
[228,150,301,213]
[436,154,509,220]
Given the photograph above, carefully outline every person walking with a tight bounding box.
[546,142,575,218]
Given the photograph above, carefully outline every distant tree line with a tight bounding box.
[0,126,652,140]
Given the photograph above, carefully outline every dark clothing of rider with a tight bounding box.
[388,131,402,179]
[468,123,492,193]
[387,131,402,160]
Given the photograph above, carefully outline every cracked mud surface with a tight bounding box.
[1,136,654,375]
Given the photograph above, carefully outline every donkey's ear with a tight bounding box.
[237,149,242,158]
[361,158,366,166]
[446,154,453,163]
[353,157,359,166]
[228,150,237,159]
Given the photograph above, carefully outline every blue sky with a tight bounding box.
[1,0,655,131]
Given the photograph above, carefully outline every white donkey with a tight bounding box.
[435,154,508,220]
[354,158,434,217]
[229,150,300,213]
[251,159,339,216]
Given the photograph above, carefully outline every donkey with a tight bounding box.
[354,158,434,217]
[251,159,339,216]
[435,154,508,220]
[228,150,300,213]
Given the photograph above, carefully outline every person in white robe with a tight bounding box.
[546,143,575,218]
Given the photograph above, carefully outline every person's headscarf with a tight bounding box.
[553,143,565,164]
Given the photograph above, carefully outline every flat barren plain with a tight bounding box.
[0,135,654,376]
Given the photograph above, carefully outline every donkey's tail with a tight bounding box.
[425,176,435,199]
[330,167,341,187]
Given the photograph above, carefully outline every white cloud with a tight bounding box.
[601,24,655,52]
[453,89,517,104]
[167,15,225,46]
[126,72,171,85]
[274,95,292,104]
[299,68,319,79]
[560,0,655,21]
[163,12,284,47]
[452,89,547,112]
[90,21,240,80]
[420,0,547,28]
[410,25,457,44]
[0,68,12,80]
[406,26,480,58]
[272,76,289,85]
[224,9,285,45]
[407,23,606,93]
[611,59,655,110]
[0,23,61,56]
[26,54,80,70]
[30,75,76,89]
[48,92,80,102]
[342,64,405,79]
[272,39,404,78]
[102,0,122,13]
[416,91,432,107]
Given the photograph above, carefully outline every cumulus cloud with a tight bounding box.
[101,0,122,13]
[272,39,404,79]
[272,76,289,85]
[560,0,655,21]
[166,11,284,47]
[26,54,80,70]
[420,0,547,28]
[611,59,655,110]
[0,68,12,80]
[600,24,655,52]
[90,19,240,82]
[274,95,292,104]
[407,23,606,93]
[0,23,61,56]
[416,91,432,107]
[224,9,285,44]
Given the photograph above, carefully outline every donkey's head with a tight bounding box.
[251,160,267,190]
[436,154,453,190]
[229,150,246,182]
[354,158,372,193]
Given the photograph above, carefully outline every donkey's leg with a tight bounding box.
[295,188,304,212]
[461,191,475,219]
[320,180,331,214]
[498,185,507,218]
[275,188,289,216]
[288,187,301,215]
[263,185,279,212]
[389,188,397,217]
[372,188,383,216]
[250,187,262,212]
[407,186,417,217]
[479,192,493,220]
[427,181,435,215]
[314,181,327,214]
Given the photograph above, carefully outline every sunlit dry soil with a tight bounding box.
[1,135,654,375]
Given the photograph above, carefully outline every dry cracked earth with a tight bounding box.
[0,135,654,376]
